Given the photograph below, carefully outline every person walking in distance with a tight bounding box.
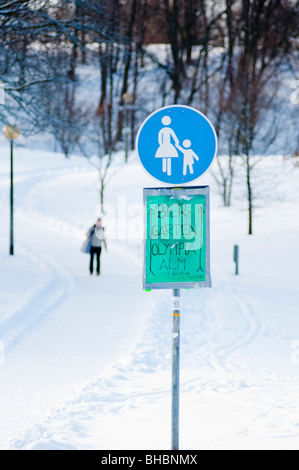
[86,218,107,276]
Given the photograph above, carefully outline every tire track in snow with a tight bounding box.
[0,167,78,353]
[195,267,263,372]
[209,294,262,373]
[1,242,75,353]
[208,265,263,372]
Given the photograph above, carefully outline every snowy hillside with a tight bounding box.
[0,140,299,450]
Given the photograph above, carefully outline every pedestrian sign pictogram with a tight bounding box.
[136,105,218,185]
[143,186,211,290]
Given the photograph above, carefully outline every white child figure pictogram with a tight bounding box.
[175,139,199,175]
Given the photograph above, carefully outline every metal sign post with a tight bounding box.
[136,105,218,450]
[143,186,211,449]
[172,289,180,450]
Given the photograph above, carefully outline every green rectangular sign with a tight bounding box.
[143,186,211,289]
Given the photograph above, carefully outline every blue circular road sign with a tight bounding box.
[136,105,218,185]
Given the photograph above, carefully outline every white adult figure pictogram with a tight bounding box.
[155,116,179,176]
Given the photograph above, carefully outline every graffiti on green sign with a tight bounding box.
[150,202,203,249]
[145,193,208,286]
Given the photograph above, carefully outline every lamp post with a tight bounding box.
[3,124,20,256]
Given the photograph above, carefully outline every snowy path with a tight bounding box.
[0,153,152,449]
[1,147,299,449]
[0,219,151,449]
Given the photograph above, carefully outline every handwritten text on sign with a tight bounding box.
[144,189,211,289]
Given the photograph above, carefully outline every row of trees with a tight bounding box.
[0,0,298,233]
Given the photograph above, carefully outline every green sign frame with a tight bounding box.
[143,186,211,290]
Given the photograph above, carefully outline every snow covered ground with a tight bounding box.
[0,139,299,450]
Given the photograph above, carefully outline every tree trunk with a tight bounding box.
[246,155,253,235]
[227,154,234,207]
[100,177,105,214]
[223,178,228,207]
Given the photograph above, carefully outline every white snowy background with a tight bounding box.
[0,125,299,450]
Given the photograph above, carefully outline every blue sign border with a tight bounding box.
[136,105,218,185]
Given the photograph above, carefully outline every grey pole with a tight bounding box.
[10,139,14,256]
[171,288,180,450]
[234,245,239,275]
[3,125,20,256]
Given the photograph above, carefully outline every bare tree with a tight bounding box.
[228,0,298,234]
[203,0,299,231]
[79,112,125,212]
[0,0,128,130]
